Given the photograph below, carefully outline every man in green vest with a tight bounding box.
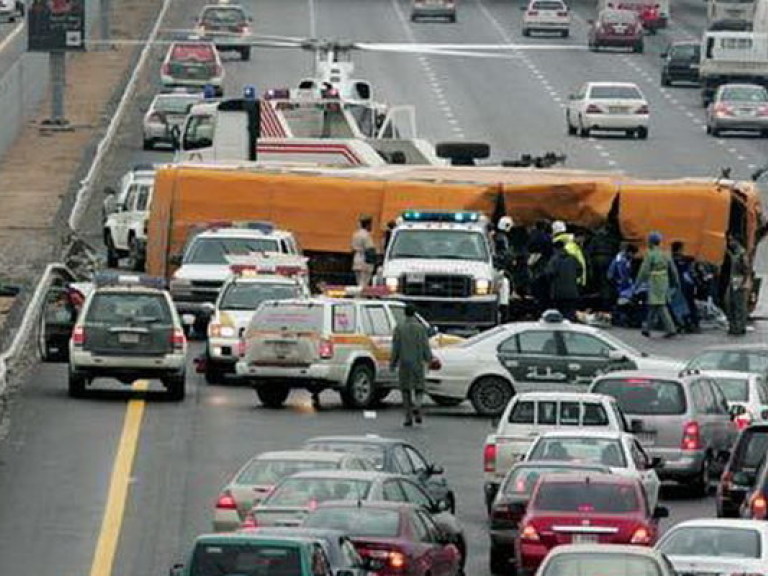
[390,304,434,427]
[636,231,679,338]
[724,235,749,336]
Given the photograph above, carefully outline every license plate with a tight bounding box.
[119,333,140,344]
[572,534,599,544]
[608,106,628,114]
[406,272,425,283]
[274,342,291,357]
[737,108,756,116]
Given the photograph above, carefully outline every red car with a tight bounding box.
[303,501,462,576]
[517,473,668,574]
[609,1,663,31]
[588,9,644,53]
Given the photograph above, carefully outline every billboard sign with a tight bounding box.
[28,0,85,52]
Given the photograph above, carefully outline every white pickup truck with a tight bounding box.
[482,391,628,511]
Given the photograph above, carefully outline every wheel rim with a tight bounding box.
[351,370,373,404]
[475,379,510,414]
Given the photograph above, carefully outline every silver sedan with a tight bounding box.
[706,83,768,137]
[142,92,203,150]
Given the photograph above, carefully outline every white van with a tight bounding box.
[482,391,628,510]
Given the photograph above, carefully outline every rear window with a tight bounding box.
[220,283,300,311]
[265,478,372,507]
[171,43,214,62]
[670,43,699,58]
[712,377,749,402]
[155,96,199,114]
[502,465,607,496]
[201,7,246,25]
[735,430,768,469]
[659,526,761,558]
[532,1,565,9]
[184,237,281,264]
[191,543,300,576]
[688,350,768,374]
[508,401,608,425]
[592,378,687,415]
[534,481,640,513]
[250,304,324,332]
[236,459,339,485]
[528,437,627,467]
[542,553,661,576]
[590,85,642,99]
[304,442,386,470]
[86,293,171,324]
[304,507,400,538]
[721,86,768,102]
[601,9,636,22]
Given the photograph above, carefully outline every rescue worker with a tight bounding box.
[390,304,434,427]
[545,240,582,321]
[724,235,749,335]
[607,243,639,327]
[586,224,622,310]
[494,216,514,270]
[635,232,679,338]
[527,220,553,312]
[671,241,701,333]
[351,214,376,288]
[552,220,587,288]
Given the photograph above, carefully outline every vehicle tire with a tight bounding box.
[449,14,457,23]
[468,376,513,417]
[127,236,145,272]
[689,454,712,496]
[661,73,671,87]
[761,129,768,138]
[410,14,418,22]
[456,535,467,570]
[711,124,720,137]
[522,28,530,37]
[634,42,644,53]
[578,118,590,138]
[204,355,226,385]
[490,545,513,576]
[142,139,154,151]
[561,29,569,38]
[637,126,648,139]
[256,386,290,408]
[588,41,597,52]
[105,233,120,268]
[435,141,490,162]
[430,394,463,407]
[164,372,186,401]
[68,368,87,398]
[341,362,376,409]
[240,47,251,61]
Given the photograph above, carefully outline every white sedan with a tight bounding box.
[426,311,682,416]
[656,518,768,574]
[525,430,662,510]
[705,370,768,428]
[566,81,650,139]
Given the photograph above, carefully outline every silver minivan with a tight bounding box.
[590,369,738,495]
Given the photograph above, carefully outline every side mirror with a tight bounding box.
[650,456,664,469]
[169,254,183,266]
[660,53,668,58]
[169,564,184,576]
[201,302,216,316]
[729,404,747,418]
[431,499,450,514]
[428,463,444,476]
[630,419,644,433]
[607,350,627,362]
[653,506,669,519]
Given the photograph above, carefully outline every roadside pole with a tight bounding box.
[46,51,68,127]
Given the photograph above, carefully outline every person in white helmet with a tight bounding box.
[552,220,587,287]
[495,216,514,253]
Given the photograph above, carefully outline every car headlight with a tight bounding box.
[385,276,399,293]
[209,323,236,338]
[475,279,491,295]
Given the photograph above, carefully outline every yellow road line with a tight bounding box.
[88,380,149,576]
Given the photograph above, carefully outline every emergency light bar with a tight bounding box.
[264,88,291,100]
[93,272,166,290]
[323,285,391,299]
[229,264,306,277]
[401,210,482,223]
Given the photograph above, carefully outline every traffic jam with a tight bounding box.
[16,0,768,573]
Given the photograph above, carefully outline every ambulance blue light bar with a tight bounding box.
[401,210,482,223]
[94,272,166,290]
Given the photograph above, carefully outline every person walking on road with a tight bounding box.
[724,235,749,335]
[636,232,679,338]
[390,304,434,427]
[546,240,582,321]
[351,215,376,288]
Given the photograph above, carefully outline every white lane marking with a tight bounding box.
[308,0,317,38]
[0,21,23,55]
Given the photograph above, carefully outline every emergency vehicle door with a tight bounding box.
[39,284,78,363]
[496,330,571,391]
[361,303,395,381]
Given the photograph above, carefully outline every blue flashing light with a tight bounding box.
[243,85,258,101]
[401,210,482,223]
[94,272,166,290]
[203,84,217,100]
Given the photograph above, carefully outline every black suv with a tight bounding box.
[660,42,701,86]
[717,423,768,517]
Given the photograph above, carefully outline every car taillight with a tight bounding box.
[630,526,651,544]
[521,524,540,541]
[735,412,752,430]
[750,493,767,519]
[359,548,407,571]
[215,491,237,510]
[148,112,163,123]
[586,104,603,114]
[72,325,86,347]
[161,63,170,76]
[715,103,734,116]
[241,511,258,529]
[681,421,702,450]
[429,357,442,370]
[318,338,334,359]
[636,104,649,114]
[484,443,497,473]
[171,328,186,351]
[528,10,538,15]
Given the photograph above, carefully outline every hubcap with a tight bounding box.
[478,380,508,412]
[352,371,372,403]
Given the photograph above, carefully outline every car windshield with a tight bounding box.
[533,1,565,8]
[220,283,300,311]
[170,43,214,62]
[659,526,762,558]
[738,431,768,469]
[528,437,627,468]
[389,230,489,261]
[305,442,386,470]
[712,377,750,402]
[190,542,301,576]
[304,507,401,537]
[265,478,372,507]
[601,10,636,23]
[721,86,768,102]
[591,378,687,415]
[671,44,699,58]
[502,465,608,496]
[542,553,662,576]
[201,7,245,25]
[689,350,768,373]
[154,96,198,114]
[236,459,339,485]
[590,85,642,99]
[184,238,281,264]
[86,293,172,324]
[249,303,324,332]
[535,481,640,513]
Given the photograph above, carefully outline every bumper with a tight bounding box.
[651,448,705,479]
[213,510,242,533]
[595,35,641,47]
[584,113,648,131]
[525,20,569,30]
[412,6,455,18]
[235,361,346,387]
[208,338,240,364]
[711,115,768,131]
[395,295,498,332]
[666,66,700,82]
[71,350,185,371]
[519,542,549,573]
